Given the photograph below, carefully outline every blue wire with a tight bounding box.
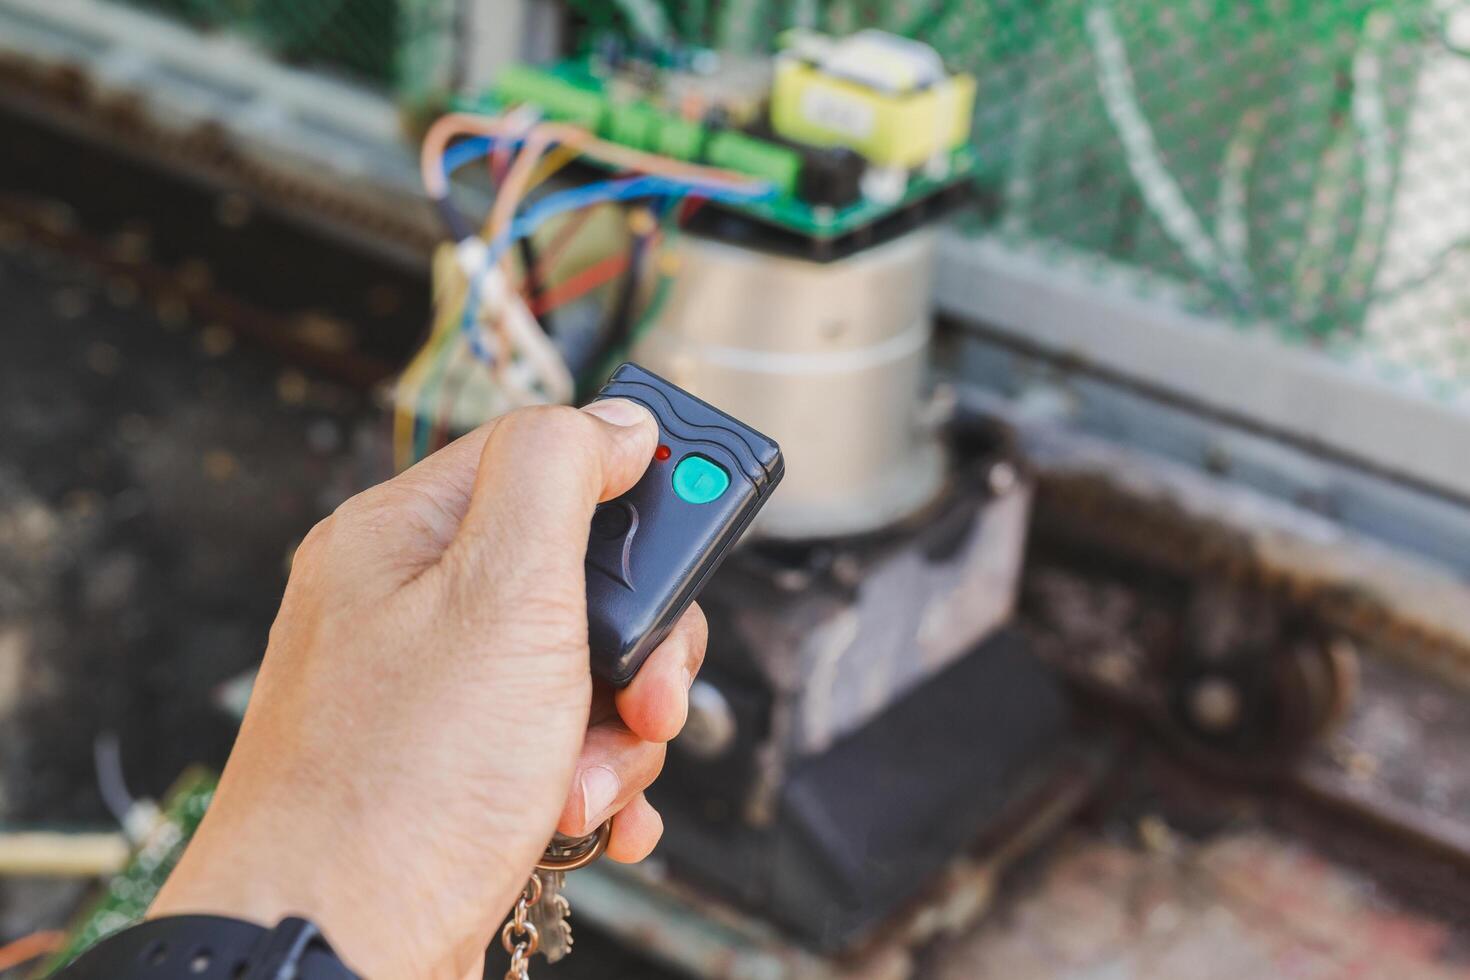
[508,175,771,245]
[435,137,499,241]
[482,175,772,271]
[437,135,772,254]
[435,134,776,367]
[456,175,773,366]
[437,134,775,215]
[441,136,494,175]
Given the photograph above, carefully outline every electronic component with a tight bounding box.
[795,144,866,208]
[585,363,784,684]
[653,115,705,160]
[658,53,771,126]
[486,66,805,197]
[491,64,607,131]
[771,29,976,171]
[703,130,801,197]
[605,100,663,150]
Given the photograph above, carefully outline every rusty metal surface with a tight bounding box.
[1295,654,1470,879]
[1307,654,1470,830]
[930,829,1470,979]
[1006,406,1470,904]
[976,394,1470,686]
[1023,554,1470,875]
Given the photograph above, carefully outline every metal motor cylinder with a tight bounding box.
[633,228,946,539]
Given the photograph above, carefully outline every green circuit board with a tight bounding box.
[453,54,977,245]
[38,769,217,977]
[715,146,977,241]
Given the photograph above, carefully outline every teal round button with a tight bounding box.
[672,454,730,504]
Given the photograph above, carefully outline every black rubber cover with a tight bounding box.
[586,363,783,685]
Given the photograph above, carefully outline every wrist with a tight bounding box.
[149,806,482,980]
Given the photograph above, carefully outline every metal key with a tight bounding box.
[527,868,571,961]
[501,822,611,979]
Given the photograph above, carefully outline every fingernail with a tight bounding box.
[583,399,650,428]
[579,765,621,831]
[682,665,694,690]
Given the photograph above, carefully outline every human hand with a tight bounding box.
[149,400,706,979]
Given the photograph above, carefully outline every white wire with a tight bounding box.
[454,241,574,406]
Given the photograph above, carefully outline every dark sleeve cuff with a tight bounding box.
[54,914,361,979]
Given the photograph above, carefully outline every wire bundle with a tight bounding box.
[393,111,772,469]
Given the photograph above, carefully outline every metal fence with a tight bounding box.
[113,0,459,103]
[574,0,1470,402]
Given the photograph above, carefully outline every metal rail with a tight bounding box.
[937,234,1470,505]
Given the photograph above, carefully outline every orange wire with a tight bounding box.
[529,210,671,315]
[421,113,760,205]
[531,207,599,283]
[416,113,759,388]
[0,930,65,972]
[530,252,632,315]
[523,142,581,193]
[420,114,511,197]
[486,125,556,245]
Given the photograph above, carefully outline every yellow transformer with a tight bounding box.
[770,29,975,171]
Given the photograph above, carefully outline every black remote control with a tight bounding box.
[585,363,784,685]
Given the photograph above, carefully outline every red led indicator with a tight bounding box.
[654,444,672,462]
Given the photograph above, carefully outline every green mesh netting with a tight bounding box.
[576,0,1470,399]
[116,0,458,103]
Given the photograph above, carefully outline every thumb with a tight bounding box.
[445,400,658,589]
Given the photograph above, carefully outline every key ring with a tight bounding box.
[537,820,612,872]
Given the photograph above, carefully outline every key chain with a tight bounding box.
[501,820,612,979]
